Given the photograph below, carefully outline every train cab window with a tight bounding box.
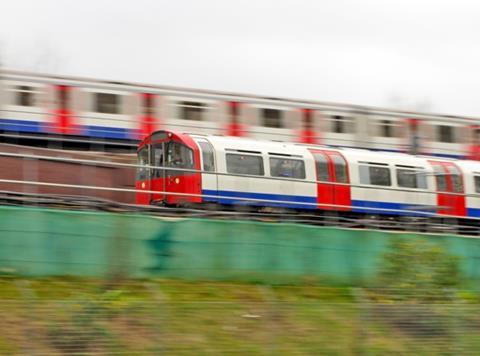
[95,93,119,114]
[359,164,391,186]
[180,101,205,121]
[166,142,194,175]
[262,109,283,128]
[198,141,215,172]
[396,168,427,189]
[15,86,34,106]
[432,165,447,192]
[438,125,455,143]
[313,153,330,181]
[226,154,264,176]
[331,155,348,183]
[269,157,305,179]
[137,147,149,181]
[446,165,463,193]
[474,176,480,193]
[151,143,164,178]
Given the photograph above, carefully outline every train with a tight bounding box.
[1,69,480,159]
[135,130,480,226]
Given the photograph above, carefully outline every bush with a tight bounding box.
[377,237,461,302]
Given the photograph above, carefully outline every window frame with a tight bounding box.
[312,152,330,182]
[151,143,165,179]
[198,140,215,173]
[432,165,448,192]
[136,146,150,181]
[261,108,283,129]
[437,125,455,143]
[395,167,427,189]
[226,153,265,176]
[269,157,306,179]
[359,163,392,186]
[95,92,120,114]
[474,175,480,194]
[165,141,195,176]
[14,85,35,107]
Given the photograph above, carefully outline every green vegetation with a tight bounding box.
[0,277,478,355]
[377,237,461,302]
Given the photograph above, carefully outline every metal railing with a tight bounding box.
[0,147,479,235]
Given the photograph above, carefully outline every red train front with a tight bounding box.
[136,131,202,205]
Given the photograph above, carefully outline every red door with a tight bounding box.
[429,161,466,217]
[310,150,351,211]
[164,140,202,205]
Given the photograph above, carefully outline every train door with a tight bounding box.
[135,144,152,205]
[429,161,466,216]
[310,150,351,210]
[164,140,202,205]
[53,85,75,134]
[196,139,217,202]
[149,141,166,203]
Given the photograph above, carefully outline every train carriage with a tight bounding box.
[2,69,480,160]
[136,130,480,224]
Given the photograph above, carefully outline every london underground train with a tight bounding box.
[136,130,480,222]
[2,69,480,159]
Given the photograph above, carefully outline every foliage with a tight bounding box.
[378,237,461,302]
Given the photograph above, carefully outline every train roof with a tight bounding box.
[188,132,431,164]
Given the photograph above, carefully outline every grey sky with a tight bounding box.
[1,0,479,116]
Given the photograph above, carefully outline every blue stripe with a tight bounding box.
[0,118,470,158]
[467,208,480,218]
[84,126,133,139]
[0,119,42,133]
[202,190,435,215]
[202,189,317,209]
[0,118,135,140]
[351,200,433,216]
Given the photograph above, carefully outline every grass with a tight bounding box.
[0,277,478,355]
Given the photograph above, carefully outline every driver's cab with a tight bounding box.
[136,131,201,205]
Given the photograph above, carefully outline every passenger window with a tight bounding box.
[262,109,283,128]
[331,155,348,183]
[180,101,205,121]
[137,147,149,181]
[475,176,480,193]
[198,141,215,172]
[437,125,455,143]
[269,158,305,179]
[151,143,164,178]
[396,169,427,189]
[447,165,463,193]
[329,115,354,134]
[432,165,447,192]
[226,154,264,176]
[166,142,194,176]
[359,165,391,186]
[379,120,395,138]
[332,115,345,133]
[95,93,119,114]
[313,153,330,181]
[15,85,35,106]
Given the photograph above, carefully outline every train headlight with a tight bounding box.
[141,182,145,189]
[175,178,180,184]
